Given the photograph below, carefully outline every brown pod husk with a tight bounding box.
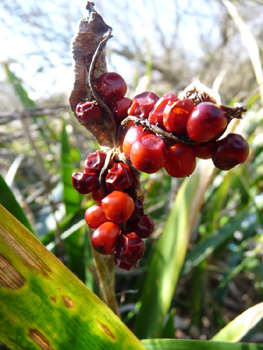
[69,2,117,148]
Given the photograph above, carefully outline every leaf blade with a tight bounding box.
[0,204,146,350]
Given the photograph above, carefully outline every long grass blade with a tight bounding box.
[0,174,35,234]
[222,0,263,106]
[61,119,81,215]
[135,161,215,339]
[142,338,263,350]
[211,302,263,342]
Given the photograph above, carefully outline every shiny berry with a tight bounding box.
[95,72,127,104]
[130,134,167,174]
[192,142,214,159]
[148,93,178,129]
[72,171,99,194]
[91,221,120,255]
[212,133,249,170]
[85,204,107,229]
[84,151,106,174]
[163,98,195,133]
[128,91,159,118]
[106,162,133,190]
[127,197,144,222]
[109,97,132,124]
[114,232,146,270]
[164,144,196,178]
[75,101,102,121]
[123,125,151,158]
[101,191,135,223]
[127,214,154,238]
[187,102,228,142]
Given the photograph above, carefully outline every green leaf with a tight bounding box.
[0,204,146,350]
[0,173,35,234]
[142,339,263,350]
[61,119,81,215]
[3,62,35,108]
[181,208,251,276]
[212,302,263,342]
[135,170,202,339]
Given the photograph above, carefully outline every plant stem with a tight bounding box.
[88,229,120,316]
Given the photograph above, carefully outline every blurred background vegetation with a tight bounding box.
[1,0,263,345]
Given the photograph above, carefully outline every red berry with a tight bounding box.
[191,142,214,159]
[95,72,127,104]
[75,101,102,121]
[114,232,146,270]
[128,91,159,118]
[72,171,99,194]
[84,151,106,174]
[101,191,135,223]
[123,125,151,158]
[91,221,120,255]
[127,214,154,238]
[91,188,103,202]
[106,162,133,190]
[130,134,167,174]
[109,97,132,124]
[127,197,144,222]
[163,98,195,133]
[212,133,249,170]
[164,144,196,178]
[148,93,178,129]
[85,204,107,228]
[187,102,228,142]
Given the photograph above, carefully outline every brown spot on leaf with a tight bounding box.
[99,322,116,340]
[62,296,74,308]
[50,297,56,303]
[0,254,26,289]
[0,226,51,276]
[29,329,53,350]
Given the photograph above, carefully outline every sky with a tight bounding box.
[0,0,257,102]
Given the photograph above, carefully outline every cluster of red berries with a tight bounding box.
[76,72,132,126]
[73,71,249,270]
[123,92,249,176]
[72,151,154,270]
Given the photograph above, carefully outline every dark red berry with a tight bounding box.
[95,72,127,104]
[75,101,102,121]
[128,91,159,118]
[101,191,135,223]
[109,97,132,124]
[91,221,120,255]
[72,171,99,194]
[114,232,146,270]
[127,197,144,222]
[212,133,249,170]
[106,162,133,190]
[84,151,106,174]
[123,125,151,158]
[91,188,103,202]
[148,93,178,129]
[191,142,214,159]
[163,98,195,133]
[85,204,107,228]
[187,102,228,142]
[127,214,154,238]
[164,144,196,178]
[130,134,168,174]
